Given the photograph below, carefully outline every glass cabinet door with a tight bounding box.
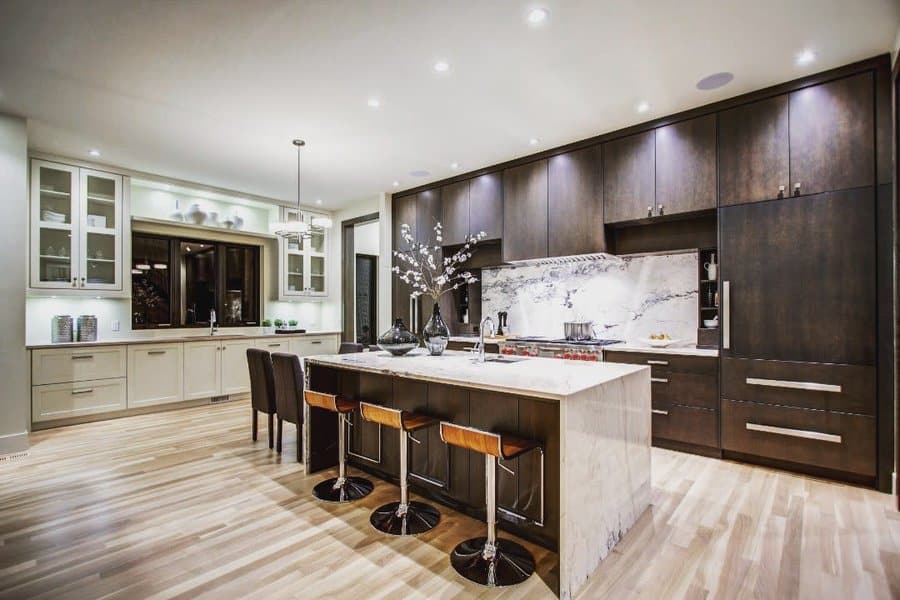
[79,169,122,289]
[278,207,328,298]
[31,161,79,288]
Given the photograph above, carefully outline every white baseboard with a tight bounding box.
[0,431,29,457]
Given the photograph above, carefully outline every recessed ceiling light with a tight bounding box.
[696,72,734,91]
[315,198,323,205]
[410,170,430,177]
[450,162,459,170]
[528,138,540,146]
[88,149,100,157]
[635,101,650,114]
[392,180,400,187]
[433,60,450,73]
[796,49,816,66]
[527,7,549,25]
[367,97,380,108]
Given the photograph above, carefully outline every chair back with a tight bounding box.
[439,422,502,457]
[246,348,276,414]
[339,342,365,354]
[271,352,304,425]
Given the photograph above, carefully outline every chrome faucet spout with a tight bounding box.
[476,316,495,363]
[210,309,217,336]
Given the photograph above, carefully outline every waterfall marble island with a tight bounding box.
[303,349,651,599]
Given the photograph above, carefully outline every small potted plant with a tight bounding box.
[273,318,285,332]
[288,319,299,330]
[261,319,273,334]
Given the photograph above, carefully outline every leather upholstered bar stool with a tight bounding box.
[358,402,441,535]
[338,342,364,354]
[439,422,542,587]
[270,353,304,462]
[246,348,277,448]
[303,390,374,502]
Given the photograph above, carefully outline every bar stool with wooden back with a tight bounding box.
[303,390,374,502]
[358,402,441,535]
[246,348,277,448]
[439,422,542,587]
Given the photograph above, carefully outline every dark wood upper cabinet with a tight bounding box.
[789,72,874,196]
[415,188,442,245]
[655,114,717,216]
[548,146,604,256]
[391,193,417,325]
[718,95,790,206]
[469,172,503,241]
[502,159,548,262]
[440,180,469,246]
[602,130,655,223]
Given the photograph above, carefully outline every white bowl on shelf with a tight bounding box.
[703,318,718,328]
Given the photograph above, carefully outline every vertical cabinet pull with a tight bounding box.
[722,280,731,350]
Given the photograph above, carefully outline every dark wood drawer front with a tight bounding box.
[721,399,875,476]
[604,350,716,375]
[722,358,875,416]
[653,405,717,448]
[652,371,717,410]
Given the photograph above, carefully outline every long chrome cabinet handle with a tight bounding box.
[651,409,669,415]
[71,388,94,395]
[71,355,94,360]
[646,360,668,366]
[650,377,669,384]
[746,377,842,394]
[722,280,731,350]
[746,422,842,444]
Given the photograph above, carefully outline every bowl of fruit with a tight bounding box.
[643,333,684,348]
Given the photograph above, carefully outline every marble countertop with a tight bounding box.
[447,335,505,344]
[306,349,648,401]
[604,343,718,357]
[27,330,342,350]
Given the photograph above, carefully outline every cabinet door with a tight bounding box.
[720,188,876,365]
[415,188,442,246]
[31,160,79,289]
[789,72,874,196]
[305,211,327,295]
[602,130,655,223]
[127,344,183,407]
[548,146,604,256]
[719,95,790,206]
[502,159,548,262]
[469,172,503,240]
[281,207,305,297]
[220,339,254,395]
[79,169,123,290]
[440,180,469,246]
[182,340,222,400]
[655,114,717,217]
[391,193,417,328]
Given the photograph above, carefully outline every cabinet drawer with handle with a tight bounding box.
[603,350,717,376]
[32,346,127,385]
[32,377,127,422]
[722,358,875,416]
[721,399,875,477]
[650,371,718,410]
[652,404,718,449]
[290,335,338,357]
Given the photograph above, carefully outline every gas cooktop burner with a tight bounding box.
[506,337,623,347]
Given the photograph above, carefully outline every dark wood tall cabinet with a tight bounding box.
[547,146,604,256]
[440,180,469,246]
[391,193,418,328]
[441,172,503,246]
[655,114,717,216]
[602,130,655,223]
[502,159,548,262]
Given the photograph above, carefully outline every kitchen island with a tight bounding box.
[303,349,651,599]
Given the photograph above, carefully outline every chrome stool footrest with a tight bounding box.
[450,536,535,587]
[370,500,440,535]
[312,476,373,503]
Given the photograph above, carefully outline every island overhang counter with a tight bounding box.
[302,349,651,599]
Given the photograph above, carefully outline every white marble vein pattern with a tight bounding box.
[482,252,698,343]
[559,368,651,599]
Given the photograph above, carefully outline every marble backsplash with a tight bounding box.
[481,251,698,343]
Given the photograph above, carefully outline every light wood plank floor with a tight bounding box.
[1,401,898,599]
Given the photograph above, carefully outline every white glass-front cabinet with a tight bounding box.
[278,206,328,299]
[30,159,127,295]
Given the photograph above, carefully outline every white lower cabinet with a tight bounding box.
[32,345,126,385]
[33,378,127,422]
[220,339,255,395]
[183,340,222,400]
[257,338,289,352]
[127,343,184,407]
[289,335,338,357]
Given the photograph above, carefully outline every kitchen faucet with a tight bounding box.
[209,309,217,336]
[475,315,495,363]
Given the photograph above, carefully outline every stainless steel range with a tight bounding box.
[498,337,623,361]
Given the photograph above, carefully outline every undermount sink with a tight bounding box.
[478,355,528,364]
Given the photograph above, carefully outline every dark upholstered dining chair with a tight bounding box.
[246,348,277,449]
[271,352,305,462]
[339,342,364,354]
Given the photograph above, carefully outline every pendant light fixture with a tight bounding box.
[270,139,311,237]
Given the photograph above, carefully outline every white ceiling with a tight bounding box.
[0,1,897,210]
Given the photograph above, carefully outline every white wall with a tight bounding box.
[354,220,379,255]
[0,113,29,453]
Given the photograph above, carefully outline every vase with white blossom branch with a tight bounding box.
[390,222,487,355]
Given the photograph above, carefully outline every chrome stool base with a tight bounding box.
[312,476,373,503]
[450,537,535,587]
[370,500,440,536]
